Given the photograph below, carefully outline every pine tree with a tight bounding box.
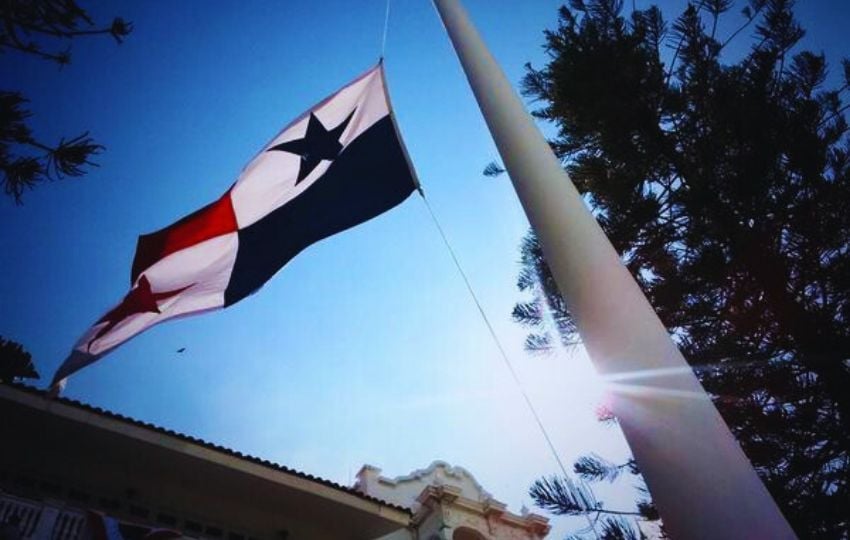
[1,0,131,203]
[0,336,39,383]
[509,0,850,536]
[530,445,661,539]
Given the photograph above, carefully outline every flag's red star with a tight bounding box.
[87,275,191,351]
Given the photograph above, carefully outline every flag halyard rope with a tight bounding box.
[419,191,601,537]
[380,0,391,58]
[418,192,571,479]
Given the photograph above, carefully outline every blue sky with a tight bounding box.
[3,1,848,536]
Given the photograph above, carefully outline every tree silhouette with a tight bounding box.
[1,0,131,203]
[510,0,850,536]
[0,336,39,383]
[530,449,661,539]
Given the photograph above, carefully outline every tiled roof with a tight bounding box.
[3,382,411,515]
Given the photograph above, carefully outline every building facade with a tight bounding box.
[0,384,548,540]
[355,463,550,540]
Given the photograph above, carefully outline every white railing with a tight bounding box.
[49,509,86,540]
[0,492,86,540]
[0,493,41,537]
[1,491,250,539]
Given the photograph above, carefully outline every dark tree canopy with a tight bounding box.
[0,336,39,383]
[0,0,131,203]
[514,0,850,537]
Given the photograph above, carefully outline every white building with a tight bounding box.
[356,462,550,540]
[0,384,548,540]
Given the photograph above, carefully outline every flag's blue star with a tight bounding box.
[268,109,356,184]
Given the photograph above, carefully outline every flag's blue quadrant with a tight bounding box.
[227,115,415,305]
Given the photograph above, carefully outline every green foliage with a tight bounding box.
[483,161,506,177]
[519,0,850,536]
[573,454,633,483]
[0,0,131,203]
[0,336,39,383]
[530,475,601,516]
[530,468,653,539]
[595,518,642,540]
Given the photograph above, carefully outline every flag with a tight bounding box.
[86,511,182,540]
[52,62,417,390]
[86,511,125,540]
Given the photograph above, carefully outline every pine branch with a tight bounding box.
[45,132,103,178]
[6,15,131,43]
[0,1,130,203]
[662,0,708,91]
[483,161,506,177]
[524,333,553,354]
[574,454,633,483]
[2,156,43,203]
[1,39,70,64]
[817,104,850,130]
[3,132,103,203]
[529,476,643,517]
[719,0,765,50]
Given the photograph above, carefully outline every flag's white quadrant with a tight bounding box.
[79,233,238,358]
[230,65,393,229]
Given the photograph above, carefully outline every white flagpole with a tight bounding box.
[431,0,796,538]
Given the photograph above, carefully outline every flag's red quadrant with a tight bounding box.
[131,193,238,283]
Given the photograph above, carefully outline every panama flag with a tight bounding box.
[51,63,417,390]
